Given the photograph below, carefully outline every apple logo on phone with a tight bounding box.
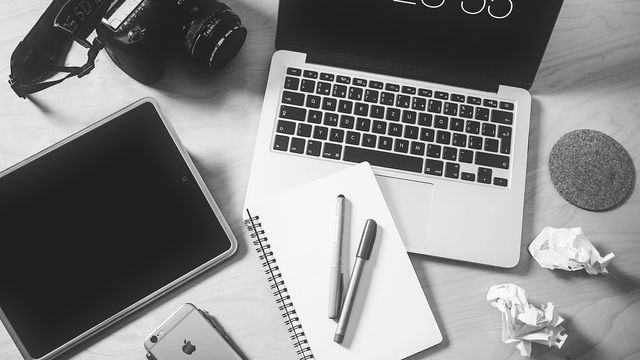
[182,339,196,355]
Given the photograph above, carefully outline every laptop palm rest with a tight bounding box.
[376,175,434,251]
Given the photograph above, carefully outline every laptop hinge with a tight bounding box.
[307,50,500,94]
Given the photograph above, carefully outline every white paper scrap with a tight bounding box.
[487,283,567,357]
[528,227,614,275]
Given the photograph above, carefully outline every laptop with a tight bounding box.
[245,0,564,267]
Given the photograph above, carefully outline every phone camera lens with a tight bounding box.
[150,335,158,343]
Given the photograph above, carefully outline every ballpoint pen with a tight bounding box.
[328,194,345,319]
[334,219,377,344]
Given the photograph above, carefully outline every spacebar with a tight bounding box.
[343,146,423,173]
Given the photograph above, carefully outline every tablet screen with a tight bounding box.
[0,101,235,359]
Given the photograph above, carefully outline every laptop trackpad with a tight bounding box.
[375,175,434,250]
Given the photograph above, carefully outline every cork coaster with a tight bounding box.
[549,129,634,211]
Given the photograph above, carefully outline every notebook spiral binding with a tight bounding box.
[245,210,314,360]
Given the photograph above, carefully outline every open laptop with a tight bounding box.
[245,0,564,267]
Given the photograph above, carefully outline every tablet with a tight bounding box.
[0,98,238,360]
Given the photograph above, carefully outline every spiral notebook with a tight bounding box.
[244,162,442,359]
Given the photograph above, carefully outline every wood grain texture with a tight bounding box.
[1,1,638,359]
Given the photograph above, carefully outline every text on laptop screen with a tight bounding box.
[277,0,563,89]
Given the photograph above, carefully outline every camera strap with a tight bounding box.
[9,37,104,98]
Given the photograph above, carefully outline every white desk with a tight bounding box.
[1,1,639,359]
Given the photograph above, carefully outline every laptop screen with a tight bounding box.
[277,0,563,89]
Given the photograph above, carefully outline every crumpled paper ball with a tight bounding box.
[528,227,614,275]
[487,283,568,357]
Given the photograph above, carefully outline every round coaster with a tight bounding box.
[549,129,635,211]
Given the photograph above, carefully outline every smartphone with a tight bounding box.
[144,303,245,360]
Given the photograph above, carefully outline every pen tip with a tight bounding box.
[337,194,345,199]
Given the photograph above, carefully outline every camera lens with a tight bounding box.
[150,335,158,343]
[178,0,247,69]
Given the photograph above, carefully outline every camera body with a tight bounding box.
[97,0,247,84]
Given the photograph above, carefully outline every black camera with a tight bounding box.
[97,0,247,84]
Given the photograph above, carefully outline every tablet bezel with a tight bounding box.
[0,98,238,360]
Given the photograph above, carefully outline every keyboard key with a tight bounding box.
[445,162,460,178]
[465,120,480,134]
[324,112,339,126]
[320,72,334,81]
[427,144,441,158]
[418,88,433,97]
[282,91,304,106]
[436,131,451,145]
[476,151,510,169]
[388,123,403,137]
[494,177,508,187]
[443,147,457,161]
[287,67,302,76]
[316,82,331,95]
[356,118,371,131]
[459,105,473,118]
[451,94,465,102]
[344,146,423,173]
[301,79,315,93]
[468,136,482,149]
[332,84,347,98]
[475,107,490,121]
[435,91,449,100]
[420,128,435,142]
[364,89,379,103]
[338,100,353,114]
[394,139,409,153]
[297,123,312,137]
[452,133,467,147]
[484,138,499,152]
[428,100,442,113]
[410,141,425,155]
[461,172,475,181]
[280,105,306,121]
[450,118,464,132]
[337,75,351,84]
[402,86,416,95]
[412,97,426,111]
[290,137,305,154]
[329,128,345,143]
[353,78,367,87]
[425,159,444,176]
[273,134,289,151]
[378,136,393,150]
[396,95,411,108]
[434,115,448,129]
[340,115,355,129]
[308,110,322,123]
[499,101,514,111]
[369,80,383,89]
[467,96,481,105]
[482,123,496,137]
[491,110,513,125]
[303,70,318,79]
[404,125,419,139]
[477,167,492,184]
[483,99,498,108]
[385,83,400,92]
[370,105,385,118]
[348,87,363,101]
[284,76,299,90]
[402,110,417,124]
[418,113,433,127]
[306,140,321,156]
[322,97,337,111]
[362,133,376,147]
[313,126,328,140]
[443,102,458,116]
[346,131,361,145]
[459,149,473,163]
[498,125,512,154]
[306,95,321,108]
[322,142,342,160]
[386,108,401,122]
[381,92,395,105]
[372,120,387,134]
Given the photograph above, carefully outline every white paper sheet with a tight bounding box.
[528,227,614,275]
[487,283,567,357]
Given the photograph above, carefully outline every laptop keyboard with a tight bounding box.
[272,67,515,188]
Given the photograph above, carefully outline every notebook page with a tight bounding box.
[252,162,441,359]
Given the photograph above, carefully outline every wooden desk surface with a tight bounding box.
[1,1,639,359]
